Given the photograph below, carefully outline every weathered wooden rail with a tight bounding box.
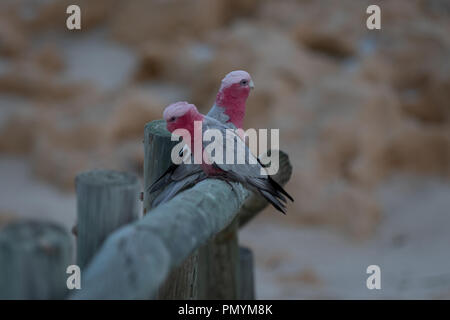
[0,120,292,300]
[0,221,72,299]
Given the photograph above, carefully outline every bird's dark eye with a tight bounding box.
[170,117,176,122]
[240,79,248,86]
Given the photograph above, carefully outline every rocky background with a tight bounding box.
[0,0,449,298]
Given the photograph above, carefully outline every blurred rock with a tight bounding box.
[33,45,65,75]
[0,65,87,101]
[376,20,450,124]
[26,84,186,190]
[0,10,28,57]
[106,86,187,142]
[278,267,323,286]
[31,137,109,191]
[110,0,224,46]
[290,174,382,238]
[133,43,176,82]
[370,124,450,180]
[36,109,111,152]
[292,0,366,59]
[0,106,37,155]
[0,0,449,238]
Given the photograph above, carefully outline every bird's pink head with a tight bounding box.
[216,70,254,128]
[163,101,203,134]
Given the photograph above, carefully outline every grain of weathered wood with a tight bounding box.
[239,246,255,299]
[158,252,198,299]
[143,120,178,215]
[75,169,140,269]
[69,178,248,300]
[144,120,199,299]
[198,217,240,299]
[0,221,72,299]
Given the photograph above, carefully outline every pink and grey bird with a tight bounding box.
[157,101,293,214]
[207,70,254,129]
[149,70,254,206]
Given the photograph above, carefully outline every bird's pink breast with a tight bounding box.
[215,83,250,129]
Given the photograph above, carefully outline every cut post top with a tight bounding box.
[75,169,138,187]
[0,220,71,253]
[145,120,171,138]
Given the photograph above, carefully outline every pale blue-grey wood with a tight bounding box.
[70,178,248,299]
[197,217,240,299]
[143,120,178,215]
[144,120,200,299]
[76,169,140,269]
[239,246,255,299]
[0,221,72,299]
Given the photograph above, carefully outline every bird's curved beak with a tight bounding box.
[249,79,255,90]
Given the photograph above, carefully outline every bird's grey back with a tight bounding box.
[202,116,263,178]
[207,104,231,125]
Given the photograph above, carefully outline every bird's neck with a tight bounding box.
[215,89,248,129]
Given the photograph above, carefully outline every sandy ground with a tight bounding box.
[241,176,450,299]
[1,156,450,299]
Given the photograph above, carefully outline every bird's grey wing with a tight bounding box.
[203,118,263,178]
[201,119,292,213]
[171,163,203,181]
[152,171,206,207]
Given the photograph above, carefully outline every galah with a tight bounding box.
[207,70,254,130]
[149,71,254,206]
[158,101,293,214]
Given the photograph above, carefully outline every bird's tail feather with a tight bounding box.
[246,177,293,214]
[268,176,294,202]
[259,189,286,214]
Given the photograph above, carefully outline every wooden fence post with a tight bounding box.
[70,177,248,300]
[144,120,198,299]
[144,122,293,300]
[69,145,292,299]
[75,169,140,269]
[239,246,255,299]
[198,217,240,299]
[0,221,72,299]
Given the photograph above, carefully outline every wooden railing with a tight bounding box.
[0,120,292,299]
